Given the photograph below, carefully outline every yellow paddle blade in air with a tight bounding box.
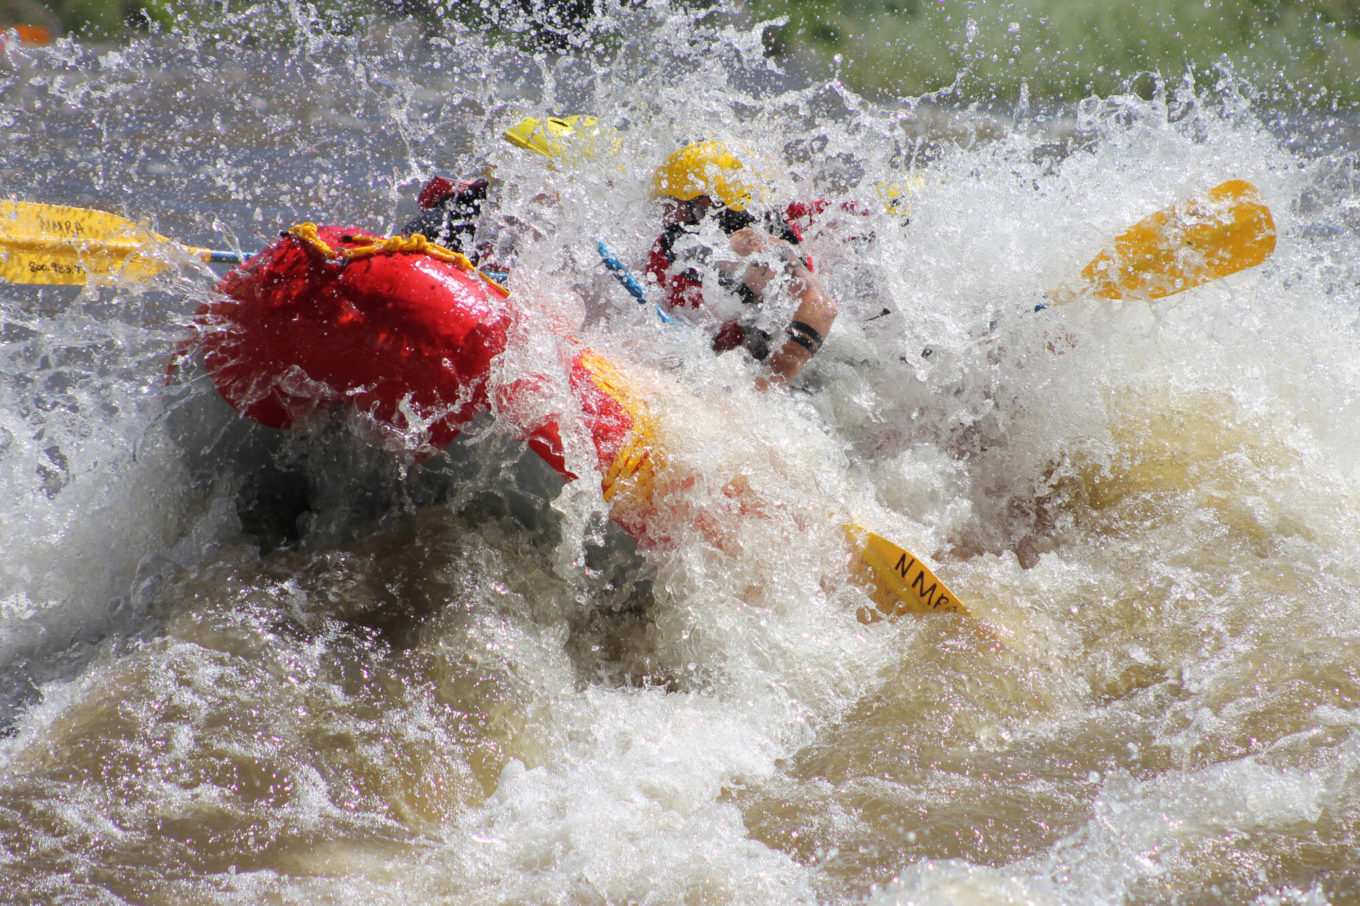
[0,200,242,286]
[1059,179,1276,303]
[0,200,181,285]
[842,523,971,623]
[503,114,583,157]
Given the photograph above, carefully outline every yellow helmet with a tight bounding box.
[651,141,762,211]
[502,114,619,162]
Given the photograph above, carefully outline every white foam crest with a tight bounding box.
[443,686,820,903]
[0,289,241,672]
[870,743,1352,905]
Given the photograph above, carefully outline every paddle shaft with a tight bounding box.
[597,239,670,322]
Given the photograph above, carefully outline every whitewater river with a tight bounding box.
[3,5,1360,903]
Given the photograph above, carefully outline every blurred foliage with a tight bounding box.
[4,0,1357,106]
[0,0,610,43]
[748,0,1360,107]
[2,0,164,36]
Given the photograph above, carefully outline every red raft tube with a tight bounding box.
[190,223,665,539]
[189,223,970,622]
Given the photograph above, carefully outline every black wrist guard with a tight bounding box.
[787,320,824,355]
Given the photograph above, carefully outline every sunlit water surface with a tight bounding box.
[3,5,1360,903]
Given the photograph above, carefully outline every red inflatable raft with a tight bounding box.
[188,222,971,621]
[191,223,663,537]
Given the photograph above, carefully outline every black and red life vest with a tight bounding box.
[646,205,815,361]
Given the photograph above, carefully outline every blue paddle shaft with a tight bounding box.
[598,240,669,322]
[597,240,646,301]
[598,242,671,322]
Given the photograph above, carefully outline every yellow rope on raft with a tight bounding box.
[285,222,510,297]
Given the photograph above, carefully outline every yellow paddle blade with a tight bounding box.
[502,114,620,163]
[0,200,178,285]
[842,523,971,623]
[1058,180,1276,303]
[0,235,175,285]
[0,200,237,286]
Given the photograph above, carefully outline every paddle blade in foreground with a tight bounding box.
[843,524,972,623]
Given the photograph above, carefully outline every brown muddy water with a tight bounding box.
[2,5,1360,903]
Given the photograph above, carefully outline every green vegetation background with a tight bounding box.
[748,0,1360,107]
[6,0,1359,108]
